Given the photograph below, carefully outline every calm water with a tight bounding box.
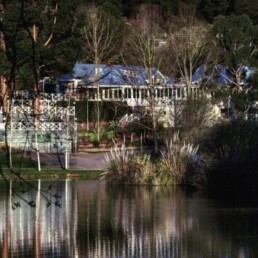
[0,180,258,258]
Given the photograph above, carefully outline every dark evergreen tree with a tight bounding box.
[0,0,85,91]
[233,0,258,25]
[198,0,231,22]
[199,0,258,25]
[98,1,123,18]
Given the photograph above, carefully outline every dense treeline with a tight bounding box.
[198,0,258,24]
[79,0,200,17]
[1,1,258,124]
[1,0,258,89]
[81,0,258,25]
[1,0,258,148]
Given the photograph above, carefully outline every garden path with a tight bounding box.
[30,151,108,170]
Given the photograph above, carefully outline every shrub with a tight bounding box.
[200,119,258,161]
[101,135,206,187]
[101,144,155,185]
[101,130,115,142]
[77,126,116,144]
[179,96,213,142]
[198,119,258,197]
[88,132,98,143]
[157,139,206,186]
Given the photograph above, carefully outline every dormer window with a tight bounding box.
[95,67,102,75]
[121,69,138,77]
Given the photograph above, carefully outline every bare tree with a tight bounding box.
[166,5,214,96]
[122,23,166,154]
[83,4,125,141]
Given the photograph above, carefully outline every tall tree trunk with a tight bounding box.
[32,23,41,171]
[152,117,158,154]
[32,24,40,125]
[0,9,8,118]
[235,69,242,93]
[0,75,8,116]
[0,6,11,168]
[150,86,158,154]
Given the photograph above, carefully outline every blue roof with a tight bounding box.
[72,63,175,86]
[57,73,74,82]
[192,64,232,85]
[192,64,255,86]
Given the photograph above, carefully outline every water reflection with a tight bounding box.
[0,180,258,257]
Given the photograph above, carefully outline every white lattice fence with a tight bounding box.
[4,91,78,153]
[7,122,77,131]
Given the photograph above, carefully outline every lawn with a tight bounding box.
[0,149,102,180]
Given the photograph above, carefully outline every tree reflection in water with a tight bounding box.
[0,180,258,257]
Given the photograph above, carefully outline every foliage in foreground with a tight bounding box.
[101,145,155,185]
[198,119,258,197]
[101,136,205,186]
[102,118,258,198]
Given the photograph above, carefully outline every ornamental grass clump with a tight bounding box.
[102,133,206,186]
[157,140,205,186]
[132,154,156,185]
[101,144,155,185]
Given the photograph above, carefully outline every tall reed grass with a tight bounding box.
[102,134,205,186]
[101,144,155,185]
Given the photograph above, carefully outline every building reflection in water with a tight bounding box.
[0,179,78,258]
[0,180,256,257]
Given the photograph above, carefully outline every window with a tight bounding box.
[121,69,138,77]
[125,88,131,98]
[133,89,139,98]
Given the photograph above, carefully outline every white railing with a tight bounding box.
[11,93,76,121]
[14,91,71,101]
[79,86,209,104]
[14,87,209,103]
[5,131,75,152]
[7,122,77,131]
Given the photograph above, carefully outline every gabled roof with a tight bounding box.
[192,64,256,86]
[192,64,231,85]
[72,63,175,86]
[57,73,74,82]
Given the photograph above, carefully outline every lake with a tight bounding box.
[0,179,258,257]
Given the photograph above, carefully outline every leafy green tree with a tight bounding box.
[213,14,258,92]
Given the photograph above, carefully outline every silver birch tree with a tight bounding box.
[83,5,125,141]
